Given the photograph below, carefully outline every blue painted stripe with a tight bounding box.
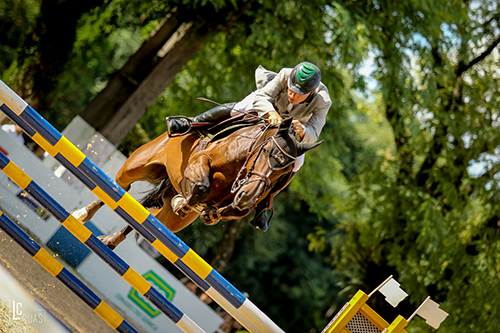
[84,235,130,276]
[55,154,97,190]
[116,320,140,333]
[206,270,246,309]
[144,288,183,323]
[57,268,102,309]
[0,213,40,256]
[79,158,125,202]
[0,212,141,333]
[142,214,190,258]
[0,151,8,169]
[25,182,70,222]
[173,260,211,292]
[0,104,37,137]
[20,105,61,145]
[114,208,156,243]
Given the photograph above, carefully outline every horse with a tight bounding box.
[72,116,323,249]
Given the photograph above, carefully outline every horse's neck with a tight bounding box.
[231,123,275,151]
[208,124,275,167]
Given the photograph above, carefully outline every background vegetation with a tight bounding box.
[2,0,500,332]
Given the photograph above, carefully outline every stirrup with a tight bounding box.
[166,116,192,137]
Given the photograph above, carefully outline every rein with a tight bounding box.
[230,123,295,196]
[231,124,274,194]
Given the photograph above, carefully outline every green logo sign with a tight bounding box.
[128,270,175,318]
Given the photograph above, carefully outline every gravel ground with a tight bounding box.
[0,229,136,333]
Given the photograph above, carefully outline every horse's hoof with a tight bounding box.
[72,200,102,223]
[200,208,220,225]
[191,182,210,202]
[171,194,188,217]
[98,232,126,250]
[71,207,89,223]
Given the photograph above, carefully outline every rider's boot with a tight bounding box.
[250,171,297,231]
[166,103,236,136]
[193,102,236,122]
[250,199,270,231]
[166,117,191,137]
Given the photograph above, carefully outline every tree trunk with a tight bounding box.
[20,0,106,110]
[80,11,212,146]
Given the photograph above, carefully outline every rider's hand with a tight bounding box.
[266,110,283,125]
[292,119,305,140]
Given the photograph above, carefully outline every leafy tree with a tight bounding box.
[307,1,500,332]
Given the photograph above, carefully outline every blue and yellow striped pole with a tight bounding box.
[0,79,283,333]
[0,151,205,333]
[0,210,139,333]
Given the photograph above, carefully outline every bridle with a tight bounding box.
[230,124,296,197]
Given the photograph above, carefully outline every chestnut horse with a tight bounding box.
[72,117,322,249]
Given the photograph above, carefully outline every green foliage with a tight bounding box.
[6,0,500,332]
[0,0,40,84]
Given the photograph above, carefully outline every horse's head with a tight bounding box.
[231,117,323,211]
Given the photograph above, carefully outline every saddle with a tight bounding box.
[192,110,262,152]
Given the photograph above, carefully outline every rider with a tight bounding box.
[166,62,332,230]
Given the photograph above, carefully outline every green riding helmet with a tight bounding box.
[287,62,321,95]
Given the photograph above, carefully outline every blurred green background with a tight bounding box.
[2,0,500,332]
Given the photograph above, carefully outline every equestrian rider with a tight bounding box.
[166,62,332,230]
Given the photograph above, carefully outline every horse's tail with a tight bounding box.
[140,178,175,209]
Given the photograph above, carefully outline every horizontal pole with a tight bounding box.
[0,79,284,333]
[0,151,205,333]
[0,210,140,333]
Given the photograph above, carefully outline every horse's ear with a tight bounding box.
[278,117,293,133]
[297,140,324,155]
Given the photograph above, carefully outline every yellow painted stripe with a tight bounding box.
[54,136,86,167]
[33,248,64,277]
[181,249,212,279]
[117,192,149,223]
[151,239,179,263]
[61,216,92,243]
[0,211,3,217]
[94,301,123,329]
[32,133,57,157]
[2,161,32,189]
[122,268,151,295]
[91,187,119,210]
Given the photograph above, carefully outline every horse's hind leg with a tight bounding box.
[72,200,104,223]
[98,225,133,250]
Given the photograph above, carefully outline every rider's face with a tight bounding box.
[287,88,314,104]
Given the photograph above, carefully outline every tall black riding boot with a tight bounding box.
[250,198,271,231]
[166,117,191,136]
[166,103,236,136]
[192,102,236,123]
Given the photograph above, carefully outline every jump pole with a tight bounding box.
[0,151,205,332]
[0,210,140,333]
[0,79,284,333]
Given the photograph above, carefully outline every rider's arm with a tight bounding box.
[253,68,291,117]
[298,89,331,143]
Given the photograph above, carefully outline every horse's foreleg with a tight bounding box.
[71,200,105,223]
[200,204,250,225]
[172,155,211,216]
[182,154,211,206]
